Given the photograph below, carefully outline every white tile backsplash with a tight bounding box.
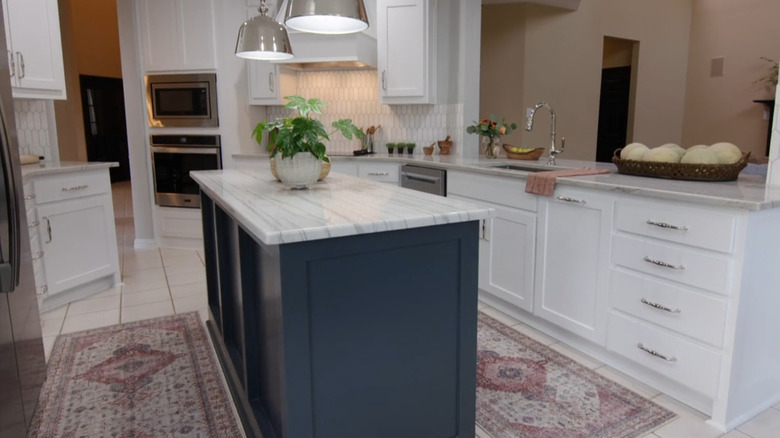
[266,70,463,155]
[13,99,56,160]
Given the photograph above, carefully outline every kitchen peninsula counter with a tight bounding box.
[233,153,780,210]
[191,168,491,438]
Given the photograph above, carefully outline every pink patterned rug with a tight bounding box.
[476,312,676,438]
[28,313,242,437]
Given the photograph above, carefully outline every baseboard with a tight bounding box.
[133,238,158,249]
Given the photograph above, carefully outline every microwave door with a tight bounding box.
[151,82,211,118]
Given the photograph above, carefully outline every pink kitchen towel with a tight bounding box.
[525,168,611,196]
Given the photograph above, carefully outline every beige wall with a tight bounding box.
[53,0,123,162]
[481,1,692,160]
[682,0,780,157]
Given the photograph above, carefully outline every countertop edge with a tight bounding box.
[21,161,119,181]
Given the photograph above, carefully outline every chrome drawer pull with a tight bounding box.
[640,298,681,314]
[368,172,390,176]
[556,195,586,204]
[44,217,52,243]
[646,220,688,231]
[31,251,44,261]
[62,184,88,191]
[637,343,677,362]
[642,256,685,270]
[28,220,39,228]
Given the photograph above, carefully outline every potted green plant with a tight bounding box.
[405,142,416,155]
[253,96,363,189]
[386,142,397,155]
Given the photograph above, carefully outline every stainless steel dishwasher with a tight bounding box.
[400,164,446,196]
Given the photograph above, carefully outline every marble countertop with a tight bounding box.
[233,154,780,210]
[191,168,493,245]
[20,161,118,181]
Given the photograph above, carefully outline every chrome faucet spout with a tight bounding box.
[526,102,564,165]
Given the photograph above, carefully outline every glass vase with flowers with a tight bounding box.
[466,115,517,158]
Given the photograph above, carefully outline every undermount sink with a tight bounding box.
[486,163,568,173]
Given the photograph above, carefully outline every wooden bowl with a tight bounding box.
[503,145,544,160]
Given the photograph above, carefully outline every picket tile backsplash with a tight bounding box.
[266,70,463,156]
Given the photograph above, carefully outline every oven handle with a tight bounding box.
[151,146,220,155]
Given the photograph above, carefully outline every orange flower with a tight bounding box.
[499,126,506,135]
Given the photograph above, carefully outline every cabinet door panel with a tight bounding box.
[535,190,612,344]
[37,197,114,295]
[481,206,536,312]
[138,0,216,71]
[5,0,65,98]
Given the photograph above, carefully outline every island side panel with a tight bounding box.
[277,222,479,438]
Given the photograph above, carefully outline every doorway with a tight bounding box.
[596,37,638,163]
[79,75,130,182]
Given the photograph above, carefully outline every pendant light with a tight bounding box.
[235,1,294,60]
[284,0,369,35]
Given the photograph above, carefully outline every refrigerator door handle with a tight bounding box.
[0,103,20,293]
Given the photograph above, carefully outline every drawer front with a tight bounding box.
[448,171,537,211]
[608,312,721,398]
[612,234,732,295]
[615,200,736,253]
[33,171,110,204]
[358,163,399,184]
[610,269,727,347]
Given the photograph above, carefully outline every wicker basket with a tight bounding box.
[612,148,750,181]
[503,145,545,160]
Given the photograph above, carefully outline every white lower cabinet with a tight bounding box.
[448,171,536,312]
[25,168,121,312]
[534,188,612,344]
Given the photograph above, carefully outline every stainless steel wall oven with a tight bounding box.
[151,135,221,208]
[146,73,219,128]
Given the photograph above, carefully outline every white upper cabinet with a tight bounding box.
[245,4,297,105]
[2,0,66,99]
[377,0,435,104]
[137,0,217,72]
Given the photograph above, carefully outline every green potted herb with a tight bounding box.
[253,96,363,189]
[405,142,416,155]
[386,142,397,155]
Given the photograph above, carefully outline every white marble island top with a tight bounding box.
[191,168,492,245]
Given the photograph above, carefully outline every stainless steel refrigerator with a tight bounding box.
[0,6,47,437]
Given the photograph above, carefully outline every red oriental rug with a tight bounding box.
[27,313,243,438]
[476,312,676,438]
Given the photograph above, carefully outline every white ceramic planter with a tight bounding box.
[273,153,323,189]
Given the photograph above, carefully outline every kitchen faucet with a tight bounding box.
[526,102,565,165]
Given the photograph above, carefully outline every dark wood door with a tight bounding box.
[80,75,130,182]
[596,66,631,163]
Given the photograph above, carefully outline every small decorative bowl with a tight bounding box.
[502,144,545,160]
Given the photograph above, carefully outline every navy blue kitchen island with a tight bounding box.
[192,168,492,438]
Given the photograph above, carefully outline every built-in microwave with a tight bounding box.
[145,73,219,128]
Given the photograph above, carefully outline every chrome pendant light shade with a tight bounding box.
[285,0,369,35]
[235,2,294,60]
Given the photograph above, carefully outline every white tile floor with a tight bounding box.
[40,181,780,438]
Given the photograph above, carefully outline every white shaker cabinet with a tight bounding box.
[248,61,297,105]
[137,0,217,72]
[448,171,537,312]
[1,0,66,99]
[534,187,612,344]
[377,0,436,104]
[25,167,121,312]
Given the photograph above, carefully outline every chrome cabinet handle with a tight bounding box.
[640,298,681,314]
[637,343,677,362]
[36,285,48,296]
[31,251,43,262]
[44,217,51,243]
[556,195,586,204]
[368,172,390,176]
[646,220,688,231]
[62,184,88,191]
[24,193,35,200]
[28,220,39,228]
[481,219,489,241]
[381,70,387,90]
[643,256,685,270]
[8,51,14,78]
[268,72,274,92]
[16,52,24,79]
